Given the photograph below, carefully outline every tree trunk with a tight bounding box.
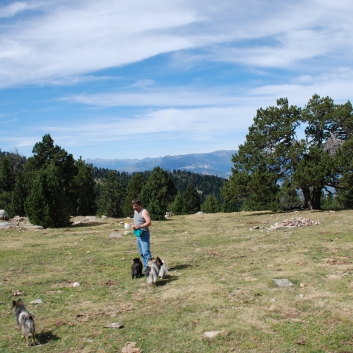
[311,187,322,210]
[301,187,312,209]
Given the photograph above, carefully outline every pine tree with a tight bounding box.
[223,98,300,211]
[336,138,353,207]
[72,158,97,216]
[27,134,78,213]
[171,192,184,215]
[183,184,201,214]
[223,95,353,211]
[140,167,177,220]
[201,195,220,213]
[0,156,16,192]
[97,171,126,217]
[122,172,146,217]
[222,199,239,213]
[0,191,14,217]
[25,163,71,228]
[11,174,27,216]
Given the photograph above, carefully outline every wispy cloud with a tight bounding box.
[61,67,353,109]
[61,87,245,107]
[0,0,352,87]
[0,2,34,18]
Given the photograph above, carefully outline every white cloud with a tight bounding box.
[0,0,352,86]
[62,87,243,107]
[249,68,353,106]
[61,66,353,109]
[0,2,30,18]
[131,79,155,88]
[39,106,252,136]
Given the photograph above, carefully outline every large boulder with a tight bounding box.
[0,210,9,221]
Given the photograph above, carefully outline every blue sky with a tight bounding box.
[0,0,352,160]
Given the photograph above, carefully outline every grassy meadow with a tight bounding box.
[1,210,353,352]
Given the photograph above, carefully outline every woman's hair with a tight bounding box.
[131,198,142,206]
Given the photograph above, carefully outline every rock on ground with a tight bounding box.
[0,209,9,220]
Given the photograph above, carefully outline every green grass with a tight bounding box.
[2,210,353,352]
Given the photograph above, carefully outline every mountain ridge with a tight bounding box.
[86,150,237,179]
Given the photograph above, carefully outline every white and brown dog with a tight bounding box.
[146,256,168,285]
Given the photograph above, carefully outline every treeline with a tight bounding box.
[92,168,224,202]
[222,94,353,211]
[0,135,228,227]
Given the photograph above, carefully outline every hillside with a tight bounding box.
[86,150,237,179]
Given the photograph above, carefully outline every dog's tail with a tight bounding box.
[19,312,36,346]
[19,312,35,328]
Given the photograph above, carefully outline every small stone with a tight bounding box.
[30,299,43,304]
[273,279,293,287]
[203,331,221,338]
[104,322,124,328]
[73,282,80,287]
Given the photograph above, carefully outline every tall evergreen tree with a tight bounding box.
[122,172,146,217]
[336,137,353,207]
[11,174,27,216]
[140,167,177,220]
[0,156,16,192]
[72,157,97,216]
[222,198,239,213]
[0,191,15,218]
[97,171,126,217]
[14,134,80,221]
[222,98,300,210]
[0,156,16,217]
[295,94,341,209]
[171,192,184,215]
[201,195,220,213]
[25,163,71,228]
[223,95,353,211]
[183,184,201,214]
[27,134,78,212]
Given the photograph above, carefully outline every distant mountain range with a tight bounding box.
[86,150,237,179]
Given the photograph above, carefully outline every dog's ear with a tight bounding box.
[12,300,17,307]
[155,256,163,266]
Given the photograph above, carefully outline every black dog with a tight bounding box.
[131,258,143,279]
